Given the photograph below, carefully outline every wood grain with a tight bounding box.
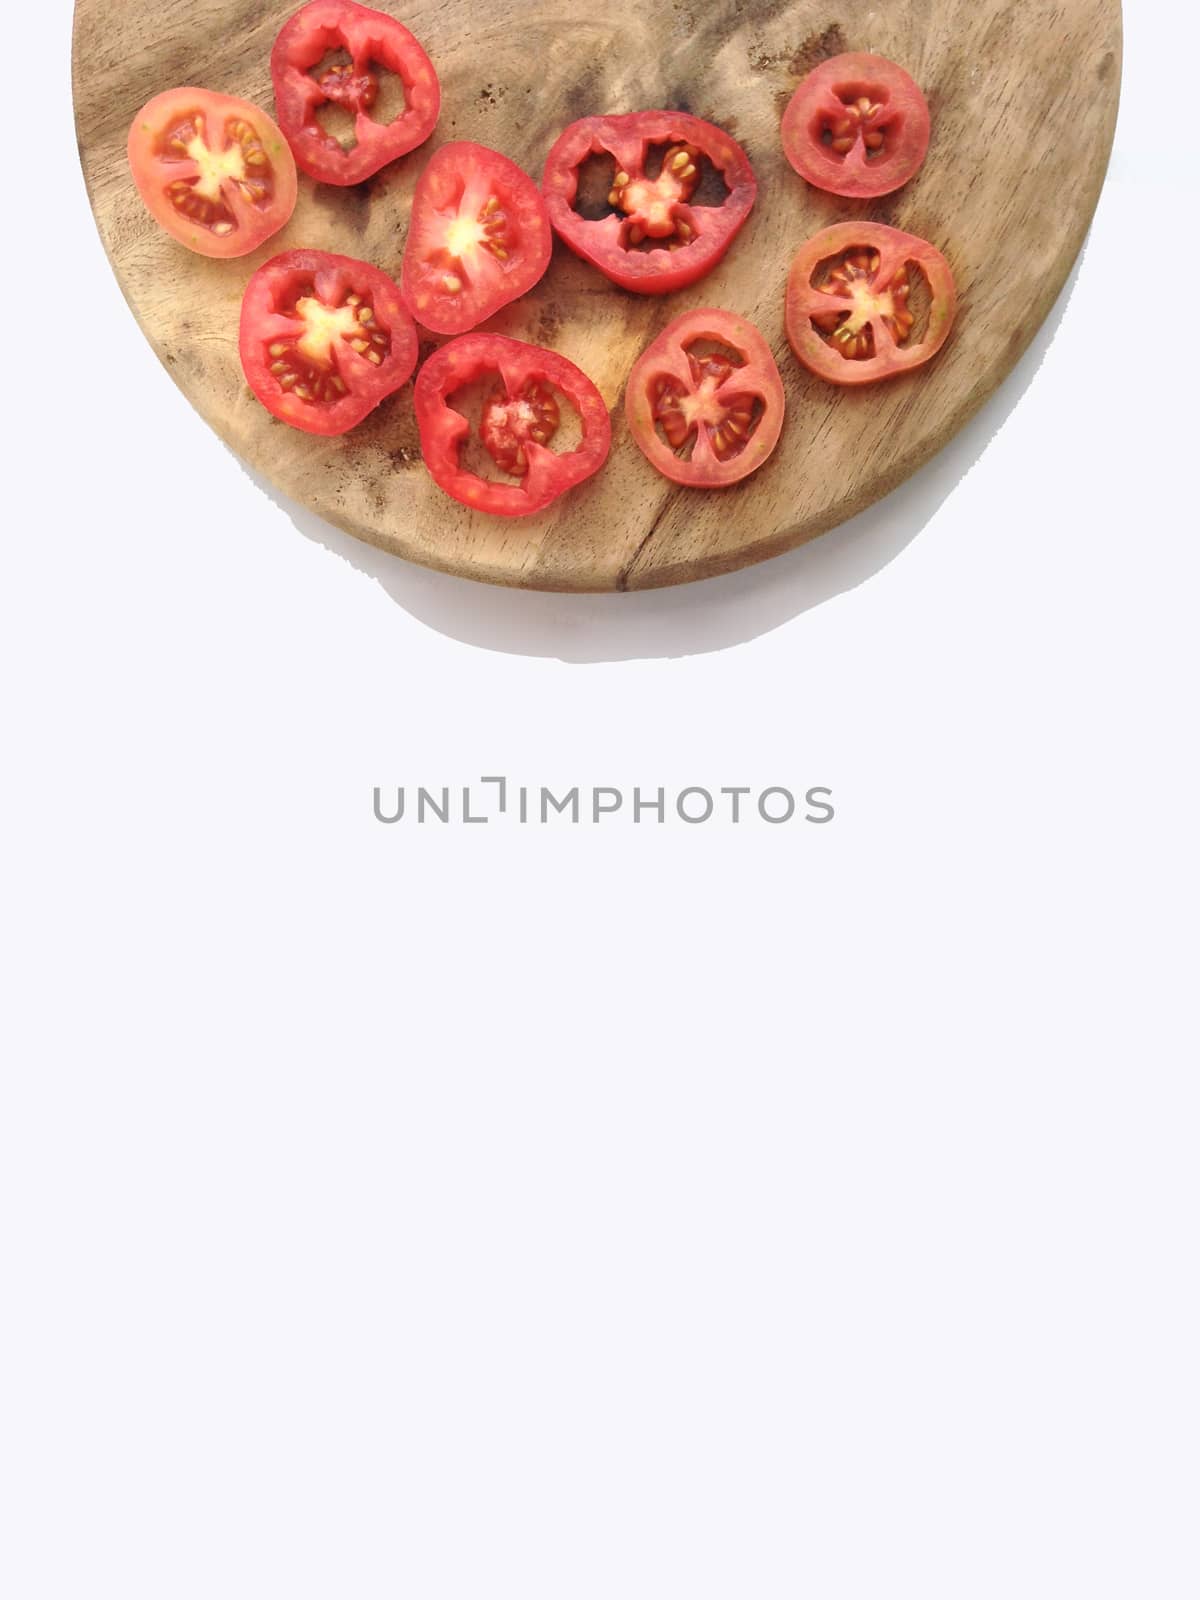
[73,0,1121,592]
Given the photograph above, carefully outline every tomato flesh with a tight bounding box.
[809,250,916,363]
[401,143,552,336]
[608,143,701,243]
[543,112,756,294]
[626,311,785,488]
[415,335,611,517]
[240,250,419,435]
[127,89,297,259]
[785,223,956,388]
[652,353,756,463]
[781,53,931,200]
[480,384,561,477]
[271,0,440,186]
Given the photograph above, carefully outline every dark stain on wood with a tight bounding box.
[789,23,850,76]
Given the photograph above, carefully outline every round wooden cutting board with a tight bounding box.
[74,0,1120,592]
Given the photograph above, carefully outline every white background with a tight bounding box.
[2,3,1197,1596]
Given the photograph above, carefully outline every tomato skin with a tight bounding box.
[127,89,298,260]
[271,0,440,186]
[240,250,418,436]
[626,311,786,489]
[543,111,756,294]
[781,53,930,200]
[401,143,552,336]
[415,335,612,517]
[785,223,957,388]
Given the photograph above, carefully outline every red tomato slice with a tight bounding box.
[240,250,419,435]
[401,143,552,336]
[127,89,298,259]
[543,112,756,294]
[785,223,956,388]
[414,335,612,517]
[626,311,785,488]
[781,53,930,199]
[271,0,440,186]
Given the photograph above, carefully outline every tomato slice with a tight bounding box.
[414,335,612,517]
[270,0,440,186]
[127,89,298,259]
[543,112,756,294]
[785,223,956,388]
[239,250,418,435]
[626,311,785,488]
[401,143,552,336]
[781,53,930,199]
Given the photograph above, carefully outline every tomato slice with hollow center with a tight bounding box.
[240,250,418,435]
[785,223,956,388]
[414,335,612,517]
[781,53,931,199]
[626,311,785,488]
[271,0,440,186]
[543,112,757,294]
[401,143,552,336]
[127,89,298,259]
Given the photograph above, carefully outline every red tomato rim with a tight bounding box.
[127,88,298,260]
[781,53,931,199]
[401,142,552,336]
[626,311,786,488]
[543,111,757,294]
[270,0,441,186]
[415,335,612,516]
[785,222,957,388]
[240,250,419,435]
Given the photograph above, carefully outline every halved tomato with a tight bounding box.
[781,53,930,199]
[626,311,785,488]
[240,250,418,435]
[401,143,552,336]
[785,223,956,387]
[271,0,440,186]
[543,111,756,294]
[127,89,298,259]
[414,335,611,517]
